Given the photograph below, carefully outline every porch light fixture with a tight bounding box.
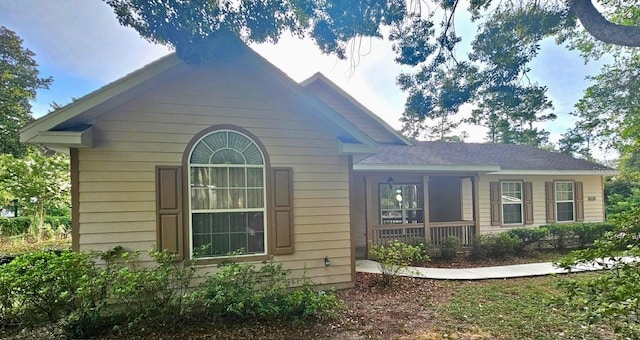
[387,176,394,187]
[324,256,331,267]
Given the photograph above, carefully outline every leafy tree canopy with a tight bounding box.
[0,26,52,157]
[105,0,638,144]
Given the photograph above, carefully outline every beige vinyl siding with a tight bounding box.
[305,81,399,144]
[77,57,353,285]
[478,174,604,233]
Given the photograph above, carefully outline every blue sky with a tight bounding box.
[0,0,608,158]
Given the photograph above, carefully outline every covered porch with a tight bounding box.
[350,173,480,259]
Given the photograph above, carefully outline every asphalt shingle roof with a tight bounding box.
[357,141,613,171]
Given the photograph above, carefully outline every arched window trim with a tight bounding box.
[186,127,269,260]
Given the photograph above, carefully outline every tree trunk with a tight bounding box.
[570,0,640,47]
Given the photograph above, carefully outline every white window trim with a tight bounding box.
[187,130,268,260]
[501,181,524,225]
[555,181,575,223]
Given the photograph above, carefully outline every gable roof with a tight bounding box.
[355,141,617,175]
[20,34,377,152]
[301,73,410,145]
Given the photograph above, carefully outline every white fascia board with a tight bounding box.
[353,163,501,172]
[338,141,378,155]
[24,127,94,149]
[488,169,619,176]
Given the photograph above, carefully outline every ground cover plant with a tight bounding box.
[2,272,611,339]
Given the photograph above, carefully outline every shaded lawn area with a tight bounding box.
[71,273,610,339]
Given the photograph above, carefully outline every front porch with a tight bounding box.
[351,173,480,259]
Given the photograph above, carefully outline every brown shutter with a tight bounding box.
[523,182,534,225]
[156,166,183,260]
[490,181,501,226]
[272,167,294,255]
[575,181,584,222]
[545,182,556,223]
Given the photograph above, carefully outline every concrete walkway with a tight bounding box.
[355,258,632,280]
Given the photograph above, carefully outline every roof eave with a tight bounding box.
[22,126,94,150]
[353,163,501,172]
[301,72,411,146]
[20,53,181,142]
[488,169,619,176]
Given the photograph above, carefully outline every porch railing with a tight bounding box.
[429,221,475,247]
[371,221,476,248]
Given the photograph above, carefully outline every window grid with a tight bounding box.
[555,181,574,222]
[188,130,266,258]
[501,181,523,225]
[379,183,423,225]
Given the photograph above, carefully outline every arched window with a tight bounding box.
[188,130,266,258]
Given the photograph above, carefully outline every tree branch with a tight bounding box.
[569,0,640,47]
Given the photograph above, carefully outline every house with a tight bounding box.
[20,34,614,288]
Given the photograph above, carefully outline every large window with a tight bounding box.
[555,181,574,222]
[501,181,523,225]
[189,130,266,258]
[380,184,423,224]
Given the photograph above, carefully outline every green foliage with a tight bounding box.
[195,258,343,321]
[368,240,428,287]
[556,208,640,338]
[471,232,521,260]
[0,215,71,237]
[507,227,548,251]
[0,250,96,326]
[0,26,52,157]
[543,222,615,250]
[439,236,459,261]
[0,150,70,232]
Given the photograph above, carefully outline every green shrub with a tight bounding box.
[195,258,343,321]
[571,222,616,248]
[470,236,488,261]
[439,236,459,261]
[485,232,521,259]
[368,240,428,286]
[556,209,640,338]
[544,224,574,250]
[0,249,97,326]
[0,216,31,236]
[0,215,71,237]
[507,227,548,251]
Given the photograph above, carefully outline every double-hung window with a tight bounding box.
[379,184,423,225]
[189,130,266,258]
[555,181,574,222]
[501,181,523,225]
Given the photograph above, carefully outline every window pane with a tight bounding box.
[229,189,246,209]
[247,168,263,187]
[381,210,403,224]
[503,204,523,224]
[406,209,423,224]
[246,189,264,208]
[556,182,574,201]
[557,202,574,221]
[228,168,245,187]
[403,185,418,209]
[193,212,265,257]
[380,185,401,210]
[502,182,522,202]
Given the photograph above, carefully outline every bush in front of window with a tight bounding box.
[368,240,429,287]
[194,258,344,322]
[507,227,549,252]
[542,222,616,250]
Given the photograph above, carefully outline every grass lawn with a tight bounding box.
[430,275,612,339]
